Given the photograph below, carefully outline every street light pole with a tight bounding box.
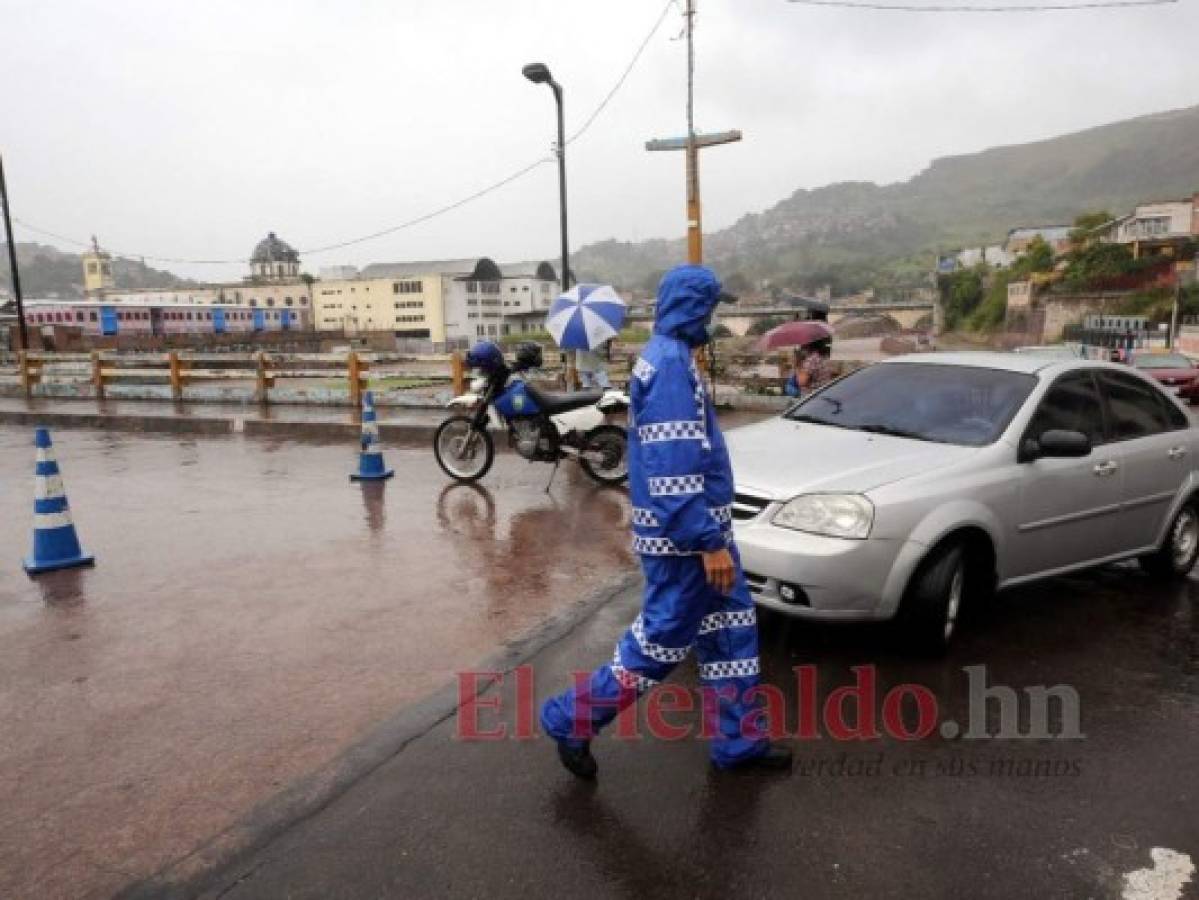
[0,153,29,351]
[522,62,570,293]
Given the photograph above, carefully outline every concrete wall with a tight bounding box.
[1039,292,1136,342]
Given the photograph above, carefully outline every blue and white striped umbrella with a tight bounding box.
[545,284,627,351]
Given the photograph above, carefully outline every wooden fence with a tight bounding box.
[0,345,832,405]
[0,350,467,406]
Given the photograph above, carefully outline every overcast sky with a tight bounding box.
[4,0,1198,281]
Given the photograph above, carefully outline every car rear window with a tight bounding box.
[785,362,1037,447]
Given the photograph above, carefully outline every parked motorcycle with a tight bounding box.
[433,342,630,486]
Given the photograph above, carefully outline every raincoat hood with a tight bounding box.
[654,265,724,347]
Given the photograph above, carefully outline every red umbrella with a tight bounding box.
[756,320,834,352]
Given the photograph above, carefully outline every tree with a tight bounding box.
[1013,236,1053,276]
[968,270,1012,332]
[938,267,985,330]
[1062,242,1136,290]
[1069,210,1114,248]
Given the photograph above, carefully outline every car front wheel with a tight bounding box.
[897,542,965,656]
[1139,500,1199,579]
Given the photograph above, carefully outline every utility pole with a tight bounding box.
[1169,267,1181,349]
[645,0,740,263]
[0,153,29,350]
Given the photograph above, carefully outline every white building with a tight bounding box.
[313,257,560,343]
[1101,196,1199,245]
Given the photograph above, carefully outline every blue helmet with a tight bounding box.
[466,341,506,374]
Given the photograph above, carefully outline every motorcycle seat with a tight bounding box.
[523,383,604,415]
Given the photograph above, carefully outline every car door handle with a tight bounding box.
[1168,446,1189,460]
[1093,460,1119,477]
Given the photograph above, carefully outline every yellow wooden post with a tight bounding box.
[255,352,271,404]
[18,351,31,396]
[92,351,105,400]
[348,351,364,408]
[168,351,183,401]
[450,350,465,396]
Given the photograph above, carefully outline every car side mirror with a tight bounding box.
[1020,429,1091,463]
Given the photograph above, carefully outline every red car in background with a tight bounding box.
[1128,351,1199,402]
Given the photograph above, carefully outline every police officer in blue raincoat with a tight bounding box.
[541,264,793,777]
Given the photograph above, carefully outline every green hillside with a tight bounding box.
[0,242,196,298]
[572,105,1199,295]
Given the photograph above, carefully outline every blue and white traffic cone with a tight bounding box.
[23,428,95,575]
[350,391,394,481]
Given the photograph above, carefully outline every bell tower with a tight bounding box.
[82,235,114,296]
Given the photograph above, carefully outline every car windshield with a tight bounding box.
[784,362,1037,447]
[1133,354,1192,369]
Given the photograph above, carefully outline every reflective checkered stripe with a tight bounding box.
[698,609,757,636]
[688,360,711,449]
[698,658,760,681]
[630,507,659,527]
[709,505,733,526]
[611,647,658,694]
[631,535,693,556]
[631,615,690,664]
[637,420,706,443]
[648,474,703,496]
[632,358,656,384]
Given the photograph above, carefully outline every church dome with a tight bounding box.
[251,232,299,264]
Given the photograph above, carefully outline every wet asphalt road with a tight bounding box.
[185,560,1198,899]
[0,429,635,899]
[0,417,1196,899]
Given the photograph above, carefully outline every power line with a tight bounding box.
[787,0,1176,11]
[10,0,677,267]
[567,0,676,144]
[297,156,554,256]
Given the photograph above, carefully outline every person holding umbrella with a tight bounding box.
[544,283,625,389]
[575,342,611,389]
[540,264,792,778]
[755,320,834,398]
[787,337,833,397]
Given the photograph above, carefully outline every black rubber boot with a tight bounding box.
[555,740,598,780]
[713,744,793,774]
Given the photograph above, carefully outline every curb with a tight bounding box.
[0,409,235,435]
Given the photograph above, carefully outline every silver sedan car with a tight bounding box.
[726,352,1199,652]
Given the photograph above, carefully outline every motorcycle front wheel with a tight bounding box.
[433,415,495,483]
[580,424,629,486]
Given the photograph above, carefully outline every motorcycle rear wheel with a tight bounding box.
[580,424,628,486]
[434,415,495,483]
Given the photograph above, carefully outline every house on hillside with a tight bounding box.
[1095,193,1199,258]
[1005,225,1073,256]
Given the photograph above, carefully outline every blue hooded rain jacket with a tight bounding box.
[540,265,767,767]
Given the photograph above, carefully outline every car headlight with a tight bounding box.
[772,493,874,540]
